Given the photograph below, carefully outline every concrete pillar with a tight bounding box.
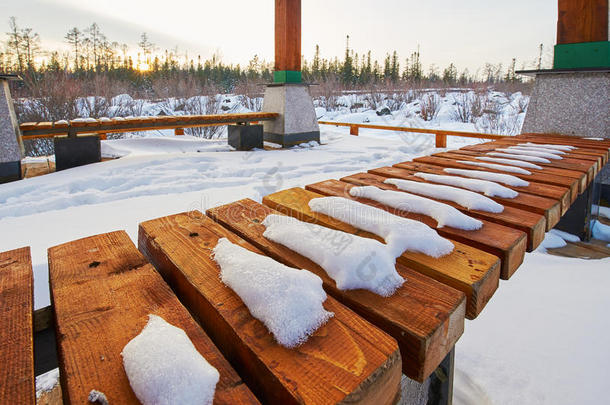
[263,0,320,147]
[0,75,24,184]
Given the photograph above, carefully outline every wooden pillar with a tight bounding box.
[554,0,610,69]
[274,0,302,83]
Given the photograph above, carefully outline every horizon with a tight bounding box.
[1,0,558,75]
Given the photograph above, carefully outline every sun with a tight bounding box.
[138,62,151,72]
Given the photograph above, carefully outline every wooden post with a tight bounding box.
[435,133,447,148]
[274,0,302,83]
[350,125,359,136]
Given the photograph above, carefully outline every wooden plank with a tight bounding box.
[440,151,589,194]
[516,133,610,151]
[489,139,607,167]
[368,166,562,229]
[293,180,526,280]
[333,172,545,252]
[207,199,468,380]
[557,0,608,44]
[48,231,259,405]
[452,148,596,186]
[257,189,499,318]
[410,156,578,205]
[0,247,34,405]
[139,213,402,404]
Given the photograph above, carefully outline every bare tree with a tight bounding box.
[5,17,24,72]
[65,27,82,70]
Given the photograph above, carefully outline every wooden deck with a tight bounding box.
[0,133,607,404]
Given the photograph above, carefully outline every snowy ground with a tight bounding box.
[3,126,608,404]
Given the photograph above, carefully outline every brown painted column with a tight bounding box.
[554,0,609,68]
[274,0,302,83]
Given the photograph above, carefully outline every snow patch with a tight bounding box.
[121,315,220,405]
[349,185,483,230]
[593,205,610,220]
[385,178,504,213]
[456,160,532,175]
[214,238,333,347]
[309,196,454,258]
[414,172,518,199]
[262,214,405,297]
[475,156,543,170]
[592,220,610,242]
[549,229,581,243]
[510,145,567,155]
[487,152,551,164]
[443,168,529,187]
[36,368,59,398]
[518,143,576,151]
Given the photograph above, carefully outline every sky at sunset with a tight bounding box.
[1,0,558,72]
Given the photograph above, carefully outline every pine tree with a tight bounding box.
[65,27,82,70]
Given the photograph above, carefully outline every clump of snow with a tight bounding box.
[591,220,610,242]
[309,196,454,258]
[456,160,532,175]
[213,238,333,346]
[262,214,405,297]
[36,368,59,398]
[122,314,220,405]
[414,172,518,199]
[518,142,576,151]
[385,178,504,213]
[510,145,567,155]
[349,185,483,230]
[537,230,581,253]
[487,152,551,164]
[443,168,529,187]
[496,147,563,160]
[549,229,581,243]
[475,156,543,170]
[88,390,109,405]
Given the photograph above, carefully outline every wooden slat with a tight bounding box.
[0,247,34,405]
[410,156,578,205]
[290,180,526,280]
[452,148,596,185]
[258,189,499,318]
[440,151,589,193]
[48,231,259,405]
[139,213,402,404]
[368,166,561,229]
[332,172,545,251]
[208,199,468,380]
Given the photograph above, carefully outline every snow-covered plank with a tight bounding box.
[391,161,572,215]
[48,231,258,405]
[338,173,545,252]
[300,180,525,280]
[138,213,402,404]
[516,134,610,153]
[0,247,34,405]
[431,153,582,195]
[444,150,589,192]
[496,138,608,165]
[364,167,561,231]
[453,149,596,185]
[411,156,579,204]
[207,198,468,380]
[461,143,601,178]
[258,188,499,318]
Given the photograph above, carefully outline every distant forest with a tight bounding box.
[1,17,541,101]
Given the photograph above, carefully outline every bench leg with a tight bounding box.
[399,348,455,405]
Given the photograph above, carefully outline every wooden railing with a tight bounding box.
[318,121,508,148]
[19,112,279,140]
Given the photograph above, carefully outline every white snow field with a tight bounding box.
[3,121,609,404]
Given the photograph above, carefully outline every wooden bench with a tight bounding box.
[492,138,609,165]
[366,166,561,229]
[48,231,259,404]
[0,247,35,404]
[139,213,402,404]
[299,180,527,280]
[337,171,546,251]
[207,198,467,381]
